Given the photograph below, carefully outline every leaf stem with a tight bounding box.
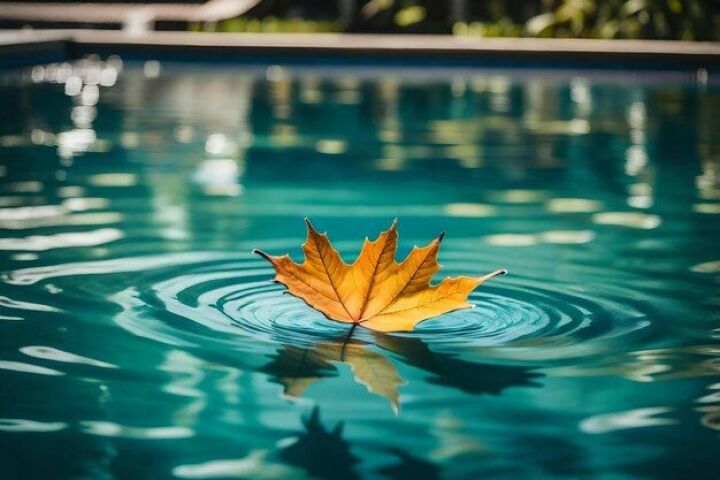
[341,323,359,361]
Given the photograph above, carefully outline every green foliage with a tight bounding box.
[454,0,720,40]
[519,0,720,40]
[195,0,720,40]
[205,17,340,34]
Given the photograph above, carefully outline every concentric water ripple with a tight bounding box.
[3,252,646,361]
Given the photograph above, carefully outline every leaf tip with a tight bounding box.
[478,268,508,283]
[253,249,273,263]
[304,217,317,232]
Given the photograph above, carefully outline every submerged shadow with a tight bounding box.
[280,408,443,480]
[174,407,441,479]
[279,407,361,480]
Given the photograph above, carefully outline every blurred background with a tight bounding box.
[0,0,719,41]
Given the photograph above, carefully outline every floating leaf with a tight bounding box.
[254,219,506,332]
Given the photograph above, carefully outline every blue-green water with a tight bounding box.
[1,58,719,479]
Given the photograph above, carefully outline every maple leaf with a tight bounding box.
[254,219,506,332]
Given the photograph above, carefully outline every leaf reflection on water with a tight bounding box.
[374,334,543,396]
[261,334,543,410]
[261,341,404,411]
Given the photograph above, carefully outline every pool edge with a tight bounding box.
[1,30,719,71]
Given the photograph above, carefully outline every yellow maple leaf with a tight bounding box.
[254,219,506,332]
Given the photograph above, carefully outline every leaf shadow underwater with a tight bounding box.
[173,407,439,480]
[280,407,361,480]
[281,408,441,480]
[261,333,543,410]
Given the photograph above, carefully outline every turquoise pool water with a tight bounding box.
[0,58,719,479]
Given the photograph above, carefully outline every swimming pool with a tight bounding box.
[1,54,719,478]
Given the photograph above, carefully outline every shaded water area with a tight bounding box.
[0,58,719,479]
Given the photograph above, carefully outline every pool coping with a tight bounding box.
[1,29,720,70]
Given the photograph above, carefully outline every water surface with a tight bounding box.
[0,58,719,479]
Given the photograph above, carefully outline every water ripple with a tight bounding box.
[1,237,656,361]
[76,253,657,360]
